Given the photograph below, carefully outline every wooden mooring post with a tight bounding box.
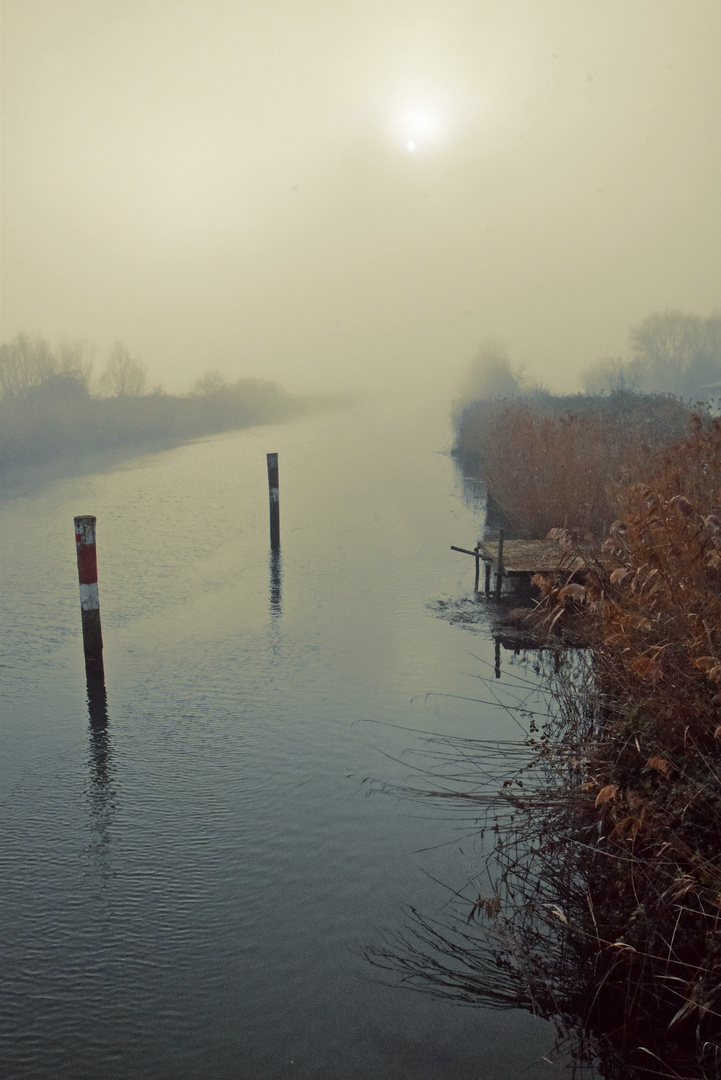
[74,515,104,677]
[266,452,280,550]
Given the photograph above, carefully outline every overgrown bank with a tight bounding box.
[519,416,721,1076]
[454,390,693,538]
[372,398,721,1077]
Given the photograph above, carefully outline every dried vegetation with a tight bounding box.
[370,408,721,1077]
[454,391,692,538]
[535,416,721,1075]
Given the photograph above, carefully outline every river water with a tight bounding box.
[0,398,555,1079]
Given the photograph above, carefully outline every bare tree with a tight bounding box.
[583,310,721,398]
[0,333,56,398]
[100,342,147,397]
[192,369,227,395]
[629,310,701,389]
[56,339,95,390]
[582,356,641,395]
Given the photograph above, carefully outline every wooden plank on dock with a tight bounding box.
[478,539,584,576]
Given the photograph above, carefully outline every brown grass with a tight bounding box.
[371,413,721,1077]
[454,391,693,538]
[508,415,721,1074]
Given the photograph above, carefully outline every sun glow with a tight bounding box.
[391,108,442,154]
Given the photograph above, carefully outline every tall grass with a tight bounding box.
[370,416,721,1078]
[525,417,721,1074]
[454,391,693,538]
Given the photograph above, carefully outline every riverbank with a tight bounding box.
[371,403,721,1071]
[0,377,352,479]
[404,399,721,1076]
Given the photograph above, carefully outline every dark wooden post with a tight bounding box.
[74,515,104,676]
[474,544,480,596]
[484,559,491,597]
[495,529,505,599]
[266,453,280,549]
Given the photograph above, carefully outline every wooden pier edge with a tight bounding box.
[452,535,589,598]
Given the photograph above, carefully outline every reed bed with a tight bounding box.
[454,392,692,538]
[368,414,721,1078]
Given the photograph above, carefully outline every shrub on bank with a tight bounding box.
[510,416,721,1074]
[373,412,721,1077]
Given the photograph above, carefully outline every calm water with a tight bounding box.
[0,398,555,1079]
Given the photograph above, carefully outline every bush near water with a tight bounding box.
[454,390,693,539]
[450,371,721,1074]
[453,307,720,539]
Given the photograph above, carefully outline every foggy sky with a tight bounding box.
[2,0,720,396]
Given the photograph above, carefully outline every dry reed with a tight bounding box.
[368,414,721,1079]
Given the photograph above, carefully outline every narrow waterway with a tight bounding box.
[0,397,555,1079]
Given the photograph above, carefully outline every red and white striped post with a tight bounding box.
[74,515,104,673]
[266,452,280,549]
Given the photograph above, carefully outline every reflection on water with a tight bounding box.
[0,401,557,1079]
[85,672,115,879]
[269,548,282,617]
[458,468,512,538]
[460,473,484,516]
[364,650,599,1071]
[367,643,721,1079]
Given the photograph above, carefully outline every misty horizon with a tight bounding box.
[2,0,720,399]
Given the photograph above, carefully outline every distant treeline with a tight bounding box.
[584,308,721,398]
[452,308,720,539]
[456,308,721,407]
[0,333,342,473]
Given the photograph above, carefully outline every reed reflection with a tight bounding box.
[460,472,485,515]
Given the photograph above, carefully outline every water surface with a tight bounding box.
[0,398,555,1079]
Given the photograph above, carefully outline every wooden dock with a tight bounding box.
[451,533,586,598]
[478,539,584,577]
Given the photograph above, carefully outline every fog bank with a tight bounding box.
[2,0,719,398]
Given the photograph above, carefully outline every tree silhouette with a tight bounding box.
[100,342,147,397]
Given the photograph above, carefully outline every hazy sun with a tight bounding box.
[392,108,441,153]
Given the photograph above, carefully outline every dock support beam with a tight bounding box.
[495,529,505,599]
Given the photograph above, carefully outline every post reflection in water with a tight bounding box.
[269,548,282,618]
[85,669,115,877]
[0,402,566,1078]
